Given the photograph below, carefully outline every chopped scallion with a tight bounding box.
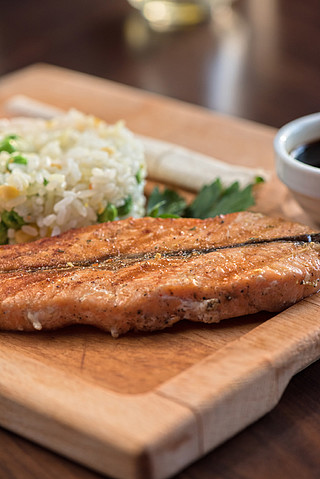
[118,196,132,217]
[0,134,19,154]
[97,204,118,223]
[12,155,28,165]
[1,210,25,230]
[135,169,143,184]
[0,222,8,245]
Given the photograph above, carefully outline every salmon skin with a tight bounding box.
[0,211,320,337]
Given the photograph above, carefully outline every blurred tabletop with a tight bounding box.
[1,0,320,128]
[1,1,320,478]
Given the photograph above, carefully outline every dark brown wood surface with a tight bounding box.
[1,0,320,128]
[0,1,320,479]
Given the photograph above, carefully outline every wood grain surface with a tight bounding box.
[0,64,320,479]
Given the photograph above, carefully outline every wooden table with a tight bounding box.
[0,2,320,479]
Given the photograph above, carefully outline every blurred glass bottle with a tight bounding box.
[127,0,221,31]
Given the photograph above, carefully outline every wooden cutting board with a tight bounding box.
[0,64,320,479]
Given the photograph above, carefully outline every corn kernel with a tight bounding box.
[0,185,20,200]
[101,146,114,155]
[14,230,34,244]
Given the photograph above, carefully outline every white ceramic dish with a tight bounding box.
[274,112,320,225]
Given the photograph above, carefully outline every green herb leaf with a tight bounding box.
[147,178,259,220]
[118,196,132,217]
[148,200,166,218]
[1,210,25,230]
[156,213,180,218]
[186,179,223,219]
[254,176,265,184]
[97,204,118,222]
[147,187,186,217]
[203,183,255,217]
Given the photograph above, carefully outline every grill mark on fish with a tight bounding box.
[1,212,320,336]
[1,232,319,275]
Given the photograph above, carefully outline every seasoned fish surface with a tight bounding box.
[0,212,320,336]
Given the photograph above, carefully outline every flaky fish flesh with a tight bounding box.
[0,212,319,336]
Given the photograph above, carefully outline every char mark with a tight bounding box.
[1,232,320,275]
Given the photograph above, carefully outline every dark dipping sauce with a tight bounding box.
[291,139,320,168]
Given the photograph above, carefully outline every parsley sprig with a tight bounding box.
[147,177,263,219]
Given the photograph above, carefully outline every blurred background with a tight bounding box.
[0,0,319,128]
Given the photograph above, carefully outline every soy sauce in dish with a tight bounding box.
[291,139,320,168]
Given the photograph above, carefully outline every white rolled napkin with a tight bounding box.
[4,95,270,192]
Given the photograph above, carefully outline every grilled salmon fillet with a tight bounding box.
[0,211,319,337]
